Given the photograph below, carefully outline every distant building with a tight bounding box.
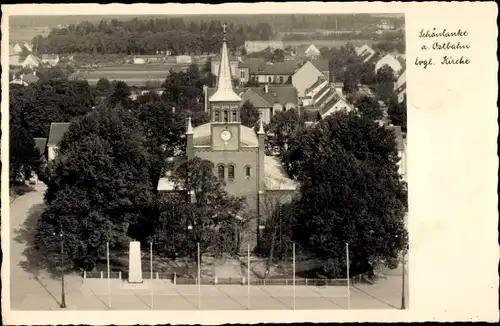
[132,57,146,64]
[386,125,406,179]
[22,54,41,68]
[204,84,298,124]
[375,54,403,75]
[302,76,354,119]
[291,59,330,98]
[211,54,250,85]
[293,44,321,59]
[244,40,284,54]
[41,54,60,67]
[394,69,406,103]
[176,55,192,64]
[47,122,71,161]
[10,72,39,86]
[249,60,301,85]
[355,44,376,63]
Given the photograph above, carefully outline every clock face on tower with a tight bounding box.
[220,130,232,142]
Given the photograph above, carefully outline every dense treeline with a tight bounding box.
[32,18,275,55]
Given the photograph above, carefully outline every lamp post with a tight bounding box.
[401,249,407,310]
[53,228,67,308]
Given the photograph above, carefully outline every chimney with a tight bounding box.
[264,84,269,93]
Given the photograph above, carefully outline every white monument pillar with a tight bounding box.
[128,241,143,283]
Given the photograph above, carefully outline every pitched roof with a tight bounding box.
[34,138,47,156]
[20,73,39,84]
[309,59,329,72]
[264,155,298,191]
[251,60,302,75]
[305,76,328,95]
[47,122,71,147]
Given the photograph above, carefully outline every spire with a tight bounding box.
[257,119,265,135]
[186,116,193,134]
[209,23,241,103]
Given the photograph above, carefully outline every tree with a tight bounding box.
[10,78,94,138]
[261,108,304,157]
[284,111,407,278]
[259,188,297,278]
[387,95,407,132]
[152,157,246,259]
[9,125,41,184]
[240,100,260,128]
[95,78,112,97]
[34,105,154,271]
[342,71,359,94]
[109,80,132,108]
[375,65,396,102]
[354,96,383,121]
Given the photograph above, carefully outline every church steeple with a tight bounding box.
[209,23,241,103]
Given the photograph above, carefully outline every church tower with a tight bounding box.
[209,24,242,151]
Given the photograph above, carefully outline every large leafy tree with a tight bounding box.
[354,95,383,121]
[387,95,407,132]
[284,111,407,277]
[9,124,41,184]
[261,108,304,157]
[10,78,94,138]
[34,105,154,271]
[152,157,246,258]
[240,100,260,128]
[375,65,396,102]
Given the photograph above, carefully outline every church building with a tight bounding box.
[157,26,297,235]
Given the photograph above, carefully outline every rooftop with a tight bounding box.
[207,85,298,107]
[34,137,47,156]
[47,122,71,147]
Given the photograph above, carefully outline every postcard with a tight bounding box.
[1,2,498,324]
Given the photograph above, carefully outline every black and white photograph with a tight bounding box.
[2,2,497,324]
[5,8,408,312]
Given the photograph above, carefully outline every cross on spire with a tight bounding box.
[222,23,227,41]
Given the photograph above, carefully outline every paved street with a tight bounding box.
[9,184,408,310]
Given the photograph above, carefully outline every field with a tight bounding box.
[76,63,205,86]
[283,39,374,48]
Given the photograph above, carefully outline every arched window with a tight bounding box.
[232,110,237,122]
[214,110,220,122]
[245,166,251,179]
[223,110,229,122]
[218,165,225,179]
[228,165,235,179]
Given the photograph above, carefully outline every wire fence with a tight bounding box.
[83,270,348,287]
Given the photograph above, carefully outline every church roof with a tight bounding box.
[209,27,241,103]
[192,123,258,147]
[264,156,298,191]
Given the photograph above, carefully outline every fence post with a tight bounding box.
[264,279,266,286]
[306,279,308,286]
[173,272,177,285]
[83,271,86,279]
[100,271,104,279]
[156,272,159,280]
[119,271,122,280]
[214,276,218,285]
